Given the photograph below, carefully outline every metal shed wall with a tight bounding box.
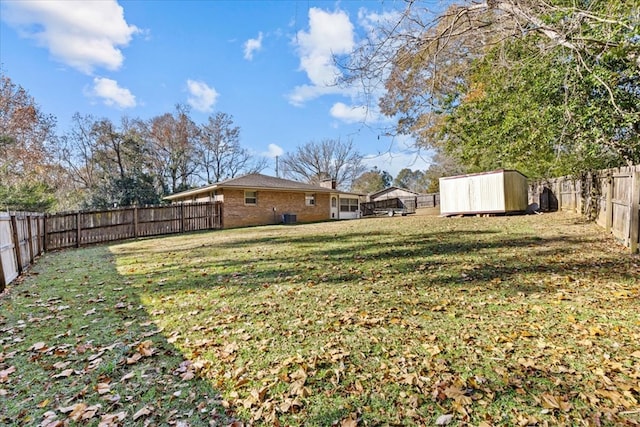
[439,170,528,215]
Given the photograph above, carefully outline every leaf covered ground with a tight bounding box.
[1,211,639,426]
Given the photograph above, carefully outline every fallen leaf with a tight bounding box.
[436,414,454,425]
[133,405,152,420]
[52,361,71,370]
[340,413,358,427]
[52,368,74,379]
[136,340,155,357]
[126,353,142,365]
[30,341,47,351]
[68,403,88,422]
[98,411,127,427]
[0,365,16,382]
[120,371,135,381]
[96,382,111,394]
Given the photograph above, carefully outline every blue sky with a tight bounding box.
[0,0,440,178]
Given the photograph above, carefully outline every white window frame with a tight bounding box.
[339,198,359,212]
[245,190,257,205]
[305,193,316,206]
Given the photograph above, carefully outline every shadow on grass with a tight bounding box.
[0,246,235,426]
[115,222,636,302]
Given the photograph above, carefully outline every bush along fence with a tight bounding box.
[0,202,223,290]
[529,164,640,253]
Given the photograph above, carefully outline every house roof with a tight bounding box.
[164,173,362,200]
[369,186,420,199]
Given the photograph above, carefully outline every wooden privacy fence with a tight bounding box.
[529,164,640,253]
[0,202,223,289]
[0,212,45,292]
[417,193,440,208]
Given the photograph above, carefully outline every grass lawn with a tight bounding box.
[1,211,639,426]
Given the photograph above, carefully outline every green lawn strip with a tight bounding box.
[108,213,639,426]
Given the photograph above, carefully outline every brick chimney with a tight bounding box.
[320,178,336,189]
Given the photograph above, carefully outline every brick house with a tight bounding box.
[164,173,363,228]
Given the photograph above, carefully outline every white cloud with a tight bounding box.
[288,7,355,105]
[186,80,219,113]
[90,77,136,108]
[357,8,402,34]
[263,143,284,158]
[330,102,374,124]
[244,32,263,60]
[1,0,139,74]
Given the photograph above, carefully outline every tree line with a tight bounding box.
[0,73,269,211]
[1,72,441,213]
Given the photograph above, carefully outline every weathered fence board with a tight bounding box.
[0,212,46,291]
[0,213,18,291]
[529,164,640,253]
[0,202,222,288]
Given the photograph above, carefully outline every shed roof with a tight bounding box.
[369,186,420,199]
[164,173,362,200]
[439,169,528,181]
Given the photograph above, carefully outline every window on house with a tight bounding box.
[245,190,257,205]
[305,193,316,206]
[339,198,359,212]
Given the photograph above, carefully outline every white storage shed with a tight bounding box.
[439,169,528,216]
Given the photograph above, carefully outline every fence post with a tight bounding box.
[605,174,613,232]
[133,207,139,238]
[180,204,185,233]
[630,169,640,254]
[76,212,82,248]
[27,215,34,263]
[43,214,48,252]
[0,216,6,289]
[0,246,5,291]
[37,215,43,255]
[10,214,22,275]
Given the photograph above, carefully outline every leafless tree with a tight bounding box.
[195,112,266,183]
[145,104,199,193]
[280,138,366,189]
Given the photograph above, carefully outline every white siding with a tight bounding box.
[439,170,528,215]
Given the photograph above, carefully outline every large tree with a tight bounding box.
[351,167,392,194]
[342,0,639,177]
[61,114,162,208]
[195,112,267,183]
[146,104,199,194]
[280,138,366,189]
[0,72,58,211]
[393,168,430,193]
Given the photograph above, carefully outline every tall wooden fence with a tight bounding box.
[529,165,640,253]
[0,202,223,290]
[417,193,440,208]
[0,212,46,292]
